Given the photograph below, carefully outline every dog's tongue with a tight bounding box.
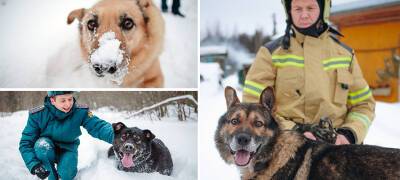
[234,150,251,166]
[121,153,134,168]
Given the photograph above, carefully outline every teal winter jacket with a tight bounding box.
[19,96,114,173]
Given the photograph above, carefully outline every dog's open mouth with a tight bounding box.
[120,152,134,168]
[232,149,256,166]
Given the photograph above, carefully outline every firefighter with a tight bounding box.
[243,0,375,145]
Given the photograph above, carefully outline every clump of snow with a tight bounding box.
[89,31,129,85]
[90,31,124,66]
[38,138,52,150]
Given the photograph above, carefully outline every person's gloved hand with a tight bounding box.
[32,164,50,179]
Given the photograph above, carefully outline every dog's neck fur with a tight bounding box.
[240,130,309,180]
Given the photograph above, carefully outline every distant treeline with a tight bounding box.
[0,91,198,113]
[201,13,277,54]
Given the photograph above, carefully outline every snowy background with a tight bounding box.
[200,0,360,38]
[0,97,197,179]
[0,0,197,88]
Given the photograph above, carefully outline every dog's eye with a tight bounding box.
[121,134,126,140]
[254,121,264,127]
[121,18,135,30]
[87,19,98,31]
[231,119,240,125]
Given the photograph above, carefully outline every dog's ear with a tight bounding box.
[112,122,127,134]
[67,8,85,24]
[260,86,275,110]
[143,130,155,141]
[137,0,152,8]
[225,86,240,109]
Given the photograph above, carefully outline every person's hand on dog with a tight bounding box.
[32,164,50,179]
[303,131,317,141]
[335,134,350,145]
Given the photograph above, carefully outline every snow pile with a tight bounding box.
[0,106,197,180]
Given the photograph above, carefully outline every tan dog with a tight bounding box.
[67,0,165,87]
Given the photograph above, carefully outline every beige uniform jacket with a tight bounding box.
[243,29,375,144]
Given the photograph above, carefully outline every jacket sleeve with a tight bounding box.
[19,114,41,174]
[243,46,297,130]
[341,56,376,144]
[81,110,114,144]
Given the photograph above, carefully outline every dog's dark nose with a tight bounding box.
[236,133,251,146]
[93,64,103,74]
[124,143,134,151]
[108,66,117,74]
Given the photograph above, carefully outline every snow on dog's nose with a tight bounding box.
[89,31,129,85]
[89,31,124,75]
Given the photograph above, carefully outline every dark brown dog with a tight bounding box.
[215,86,400,180]
[108,122,173,176]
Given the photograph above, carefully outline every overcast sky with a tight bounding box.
[200,0,360,38]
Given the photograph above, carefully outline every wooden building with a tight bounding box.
[331,0,400,102]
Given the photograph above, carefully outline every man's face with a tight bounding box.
[291,0,320,28]
[50,94,74,113]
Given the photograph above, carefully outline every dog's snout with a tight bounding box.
[236,133,251,146]
[93,64,103,74]
[124,143,134,151]
[108,66,117,74]
[92,63,117,74]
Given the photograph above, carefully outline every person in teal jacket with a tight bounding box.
[19,91,114,180]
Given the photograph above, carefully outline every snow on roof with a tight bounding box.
[332,0,400,15]
[200,45,228,56]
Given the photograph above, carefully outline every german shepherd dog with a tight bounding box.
[108,122,173,176]
[215,86,400,180]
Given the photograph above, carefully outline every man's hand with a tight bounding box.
[303,131,317,141]
[33,164,50,179]
[335,134,350,145]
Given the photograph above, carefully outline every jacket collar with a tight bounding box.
[44,96,76,120]
[292,27,330,45]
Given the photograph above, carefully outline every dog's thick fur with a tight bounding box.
[215,86,400,180]
[108,122,173,176]
[67,0,164,87]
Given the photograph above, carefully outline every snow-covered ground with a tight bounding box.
[199,74,400,179]
[0,106,197,179]
[0,0,197,88]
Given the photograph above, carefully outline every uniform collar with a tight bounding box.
[292,27,330,45]
[44,96,76,120]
